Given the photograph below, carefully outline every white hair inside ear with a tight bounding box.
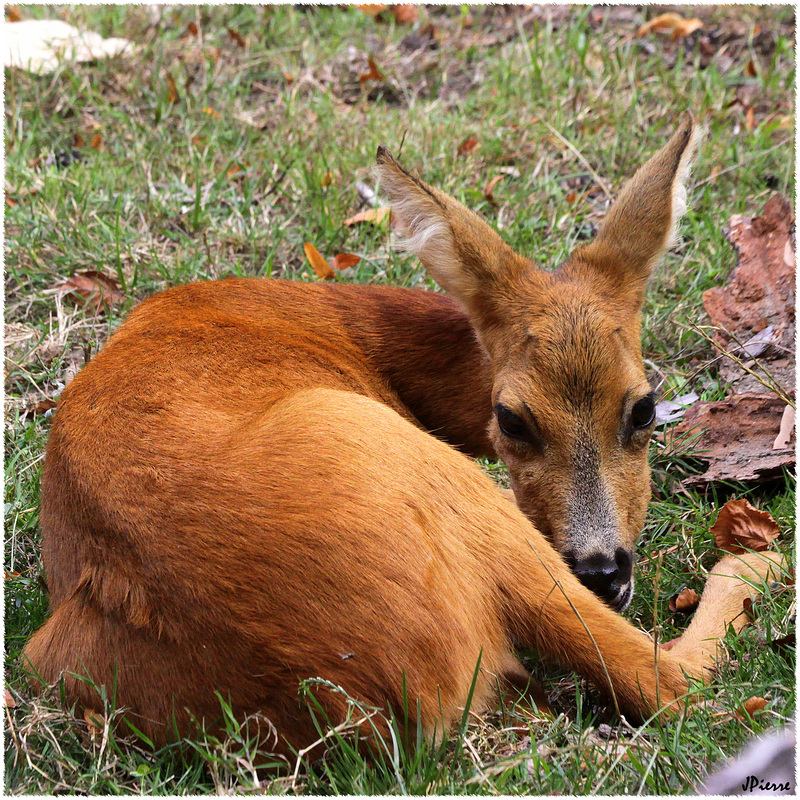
[668,123,702,249]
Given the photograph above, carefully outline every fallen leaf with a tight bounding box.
[637,12,703,40]
[773,405,795,450]
[457,135,479,157]
[84,709,103,737]
[392,5,418,24]
[3,689,16,708]
[484,174,506,206]
[746,58,758,77]
[184,21,198,37]
[343,207,392,226]
[58,271,125,312]
[226,161,251,180]
[166,72,179,103]
[72,132,85,148]
[746,106,756,131]
[740,696,768,717]
[5,6,22,22]
[304,242,335,280]
[227,28,245,48]
[333,253,361,271]
[704,194,794,396]
[89,133,103,150]
[655,392,699,424]
[321,171,333,188]
[669,587,700,613]
[710,498,780,555]
[358,55,384,85]
[358,4,388,17]
[672,394,794,485]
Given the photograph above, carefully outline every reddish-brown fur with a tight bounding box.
[24,115,783,756]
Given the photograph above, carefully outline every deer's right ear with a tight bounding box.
[375,147,531,310]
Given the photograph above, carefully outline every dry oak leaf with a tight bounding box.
[343,207,392,227]
[358,4,388,17]
[333,253,361,271]
[358,55,384,85]
[303,242,335,280]
[392,5,418,24]
[710,498,779,555]
[637,12,703,41]
[740,696,768,718]
[59,271,124,311]
[457,135,479,157]
[669,587,701,613]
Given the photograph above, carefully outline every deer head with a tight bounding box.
[376,115,700,609]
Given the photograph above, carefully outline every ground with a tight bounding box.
[4,4,795,795]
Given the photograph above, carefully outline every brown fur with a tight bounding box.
[24,115,784,756]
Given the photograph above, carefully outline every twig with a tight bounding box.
[543,122,613,200]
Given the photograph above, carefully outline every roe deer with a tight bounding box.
[24,114,784,756]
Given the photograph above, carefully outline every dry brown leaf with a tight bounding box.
[637,12,703,40]
[740,696,768,717]
[89,132,103,150]
[392,4,418,24]
[84,709,103,737]
[773,405,795,450]
[483,174,506,206]
[745,106,756,131]
[185,21,198,37]
[5,6,22,22]
[59,271,125,312]
[746,58,758,77]
[73,132,85,148]
[358,4,388,17]
[358,55,384,85]
[166,72,179,103]
[457,135,479,157]
[321,171,333,188]
[227,27,245,48]
[4,689,16,708]
[710,498,780,555]
[343,207,392,227]
[304,242,335,280]
[669,587,700,613]
[333,253,361,271]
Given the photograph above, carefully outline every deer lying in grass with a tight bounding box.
[24,114,784,756]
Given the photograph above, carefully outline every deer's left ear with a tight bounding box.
[569,113,701,309]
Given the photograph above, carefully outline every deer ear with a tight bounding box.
[375,147,531,308]
[570,113,701,305]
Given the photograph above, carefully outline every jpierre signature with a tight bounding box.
[741,775,792,793]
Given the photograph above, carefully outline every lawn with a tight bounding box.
[4,4,795,794]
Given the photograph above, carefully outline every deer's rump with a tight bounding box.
[26,327,521,752]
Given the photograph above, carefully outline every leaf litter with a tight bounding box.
[671,195,795,486]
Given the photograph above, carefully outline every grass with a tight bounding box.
[4,4,795,795]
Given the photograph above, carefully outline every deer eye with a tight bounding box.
[631,393,656,430]
[495,404,530,442]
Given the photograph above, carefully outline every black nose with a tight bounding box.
[564,548,632,603]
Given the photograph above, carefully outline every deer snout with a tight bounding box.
[564,548,633,610]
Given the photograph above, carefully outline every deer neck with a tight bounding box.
[332,284,496,459]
